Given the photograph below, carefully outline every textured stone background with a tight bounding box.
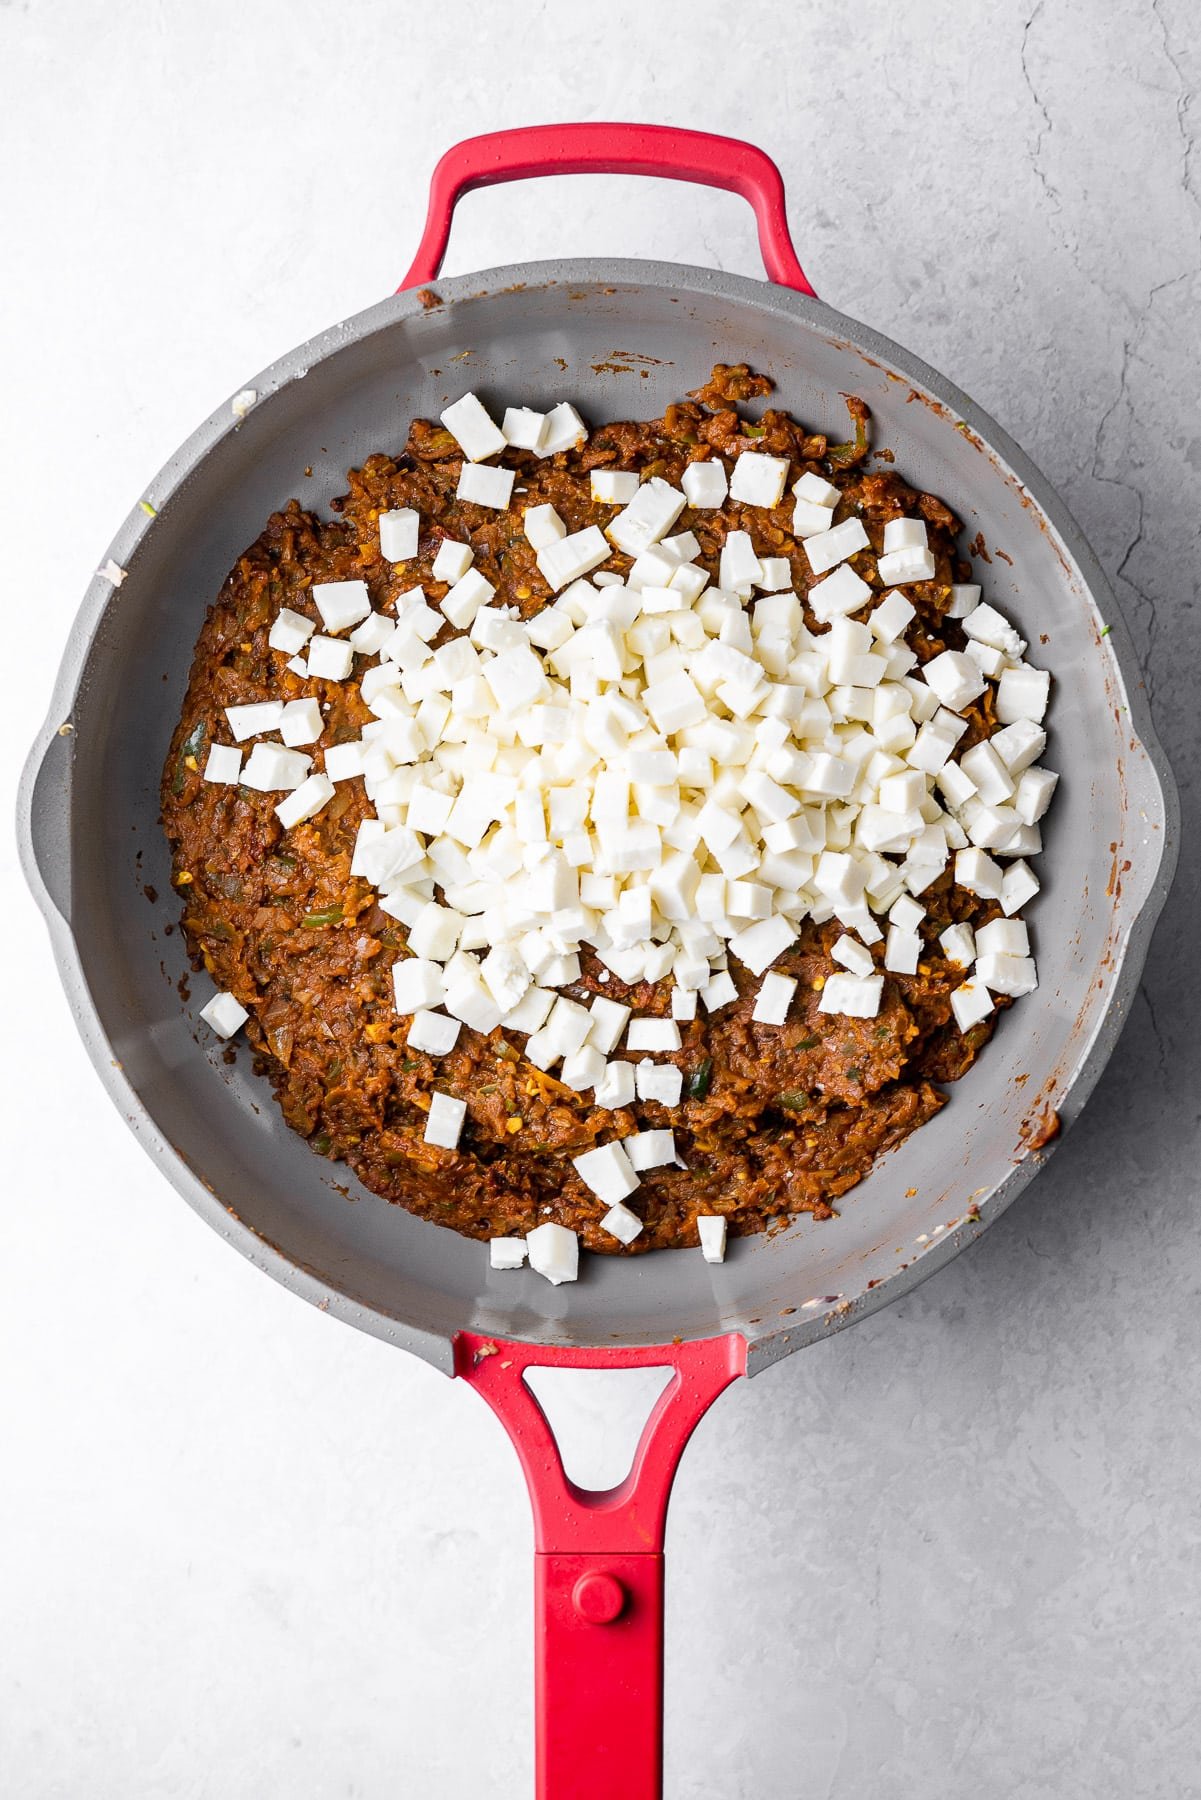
[2,1,1197,1794]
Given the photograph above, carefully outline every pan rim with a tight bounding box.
[18,257,1180,1372]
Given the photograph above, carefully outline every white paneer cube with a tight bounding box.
[1001,859,1041,916]
[939,922,976,967]
[275,771,335,829]
[457,461,516,510]
[884,927,921,975]
[392,957,447,1014]
[755,557,793,592]
[950,980,993,1032]
[729,916,796,977]
[539,402,588,456]
[990,719,1047,774]
[407,1010,462,1056]
[831,934,874,978]
[280,697,323,747]
[882,518,928,555]
[591,470,640,504]
[878,769,926,814]
[313,579,374,632]
[719,530,763,592]
[485,645,551,716]
[504,986,556,1034]
[268,607,316,655]
[869,591,916,644]
[962,602,1026,659]
[241,742,312,791]
[807,563,872,623]
[922,650,987,714]
[588,996,632,1055]
[323,740,366,783]
[601,1202,644,1245]
[625,1128,676,1172]
[489,1237,528,1270]
[804,516,869,577]
[645,671,707,734]
[560,1045,606,1092]
[199,991,248,1038]
[526,1222,579,1284]
[635,1060,684,1105]
[996,665,1050,724]
[408,901,465,962]
[573,1139,639,1205]
[701,971,738,1012]
[936,760,977,809]
[537,526,610,592]
[607,478,687,555]
[889,894,925,933]
[626,1018,682,1053]
[954,847,1005,900]
[379,509,421,563]
[203,743,242,785]
[595,1059,637,1110]
[877,545,936,586]
[432,538,474,584]
[976,918,1030,959]
[681,460,728,508]
[792,497,836,537]
[794,471,840,508]
[818,973,883,1018]
[307,635,355,680]
[730,451,789,509]
[441,568,496,629]
[441,392,507,462]
[977,952,1038,996]
[671,987,698,1021]
[697,1215,727,1264]
[349,612,396,656]
[224,699,285,742]
[965,639,1007,679]
[947,583,981,618]
[959,741,1015,806]
[524,503,567,550]
[751,971,796,1025]
[502,406,549,451]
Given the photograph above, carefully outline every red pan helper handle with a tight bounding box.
[401,122,817,297]
[456,1332,747,1799]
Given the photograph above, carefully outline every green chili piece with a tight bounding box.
[685,1057,713,1100]
[172,718,207,794]
[302,905,344,929]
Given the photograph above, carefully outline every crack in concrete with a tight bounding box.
[1152,0,1199,213]
[1087,271,1195,709]
[1089,325,1156,700]
[1020,1,1062,216]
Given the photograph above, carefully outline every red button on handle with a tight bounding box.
[573,1570,626,1625]
[400,122,817,298]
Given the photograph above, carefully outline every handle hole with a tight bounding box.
[438,177,760,282]
[522,1364,674,1493]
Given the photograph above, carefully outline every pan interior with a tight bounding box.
[33,265,1171,1371]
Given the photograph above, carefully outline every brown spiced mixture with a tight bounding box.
[162,365,1009,1254]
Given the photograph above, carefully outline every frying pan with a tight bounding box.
[19,123,1178,1797]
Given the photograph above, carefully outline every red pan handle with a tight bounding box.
[456,1330,747,1799]
[400,122,817,297]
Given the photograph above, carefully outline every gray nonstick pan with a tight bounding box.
[18,124,1178,1799]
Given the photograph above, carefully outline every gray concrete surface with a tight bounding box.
[2,2,1198,1795]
